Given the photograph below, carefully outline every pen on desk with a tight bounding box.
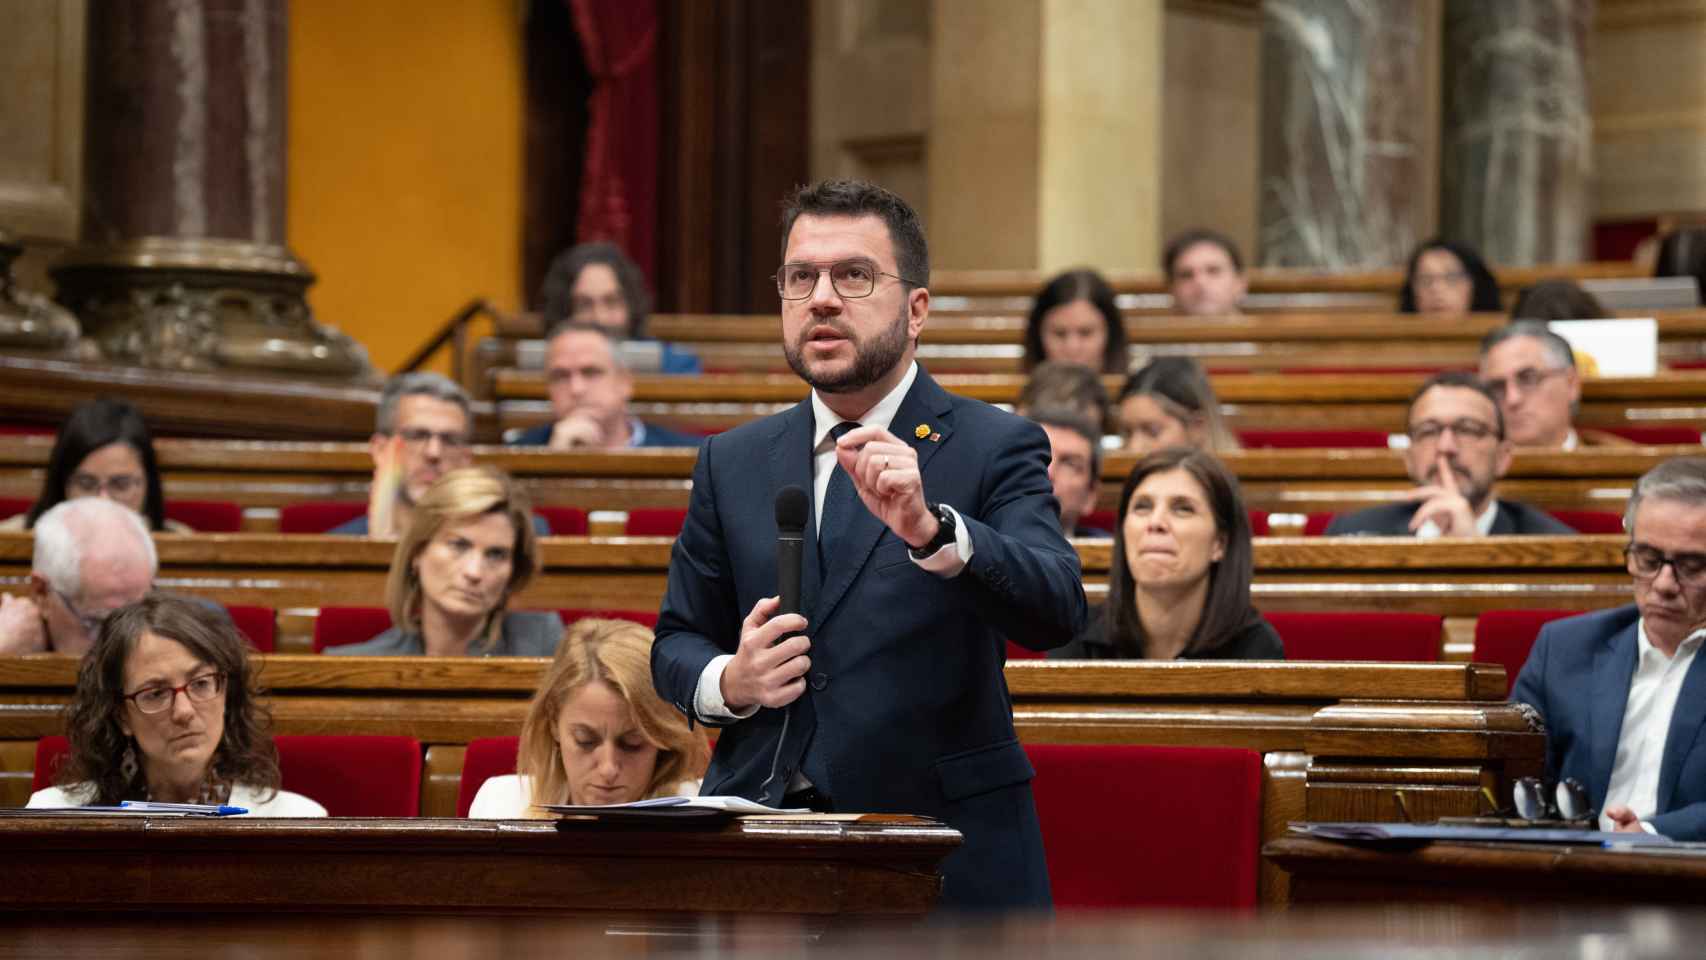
[118,801,249,816]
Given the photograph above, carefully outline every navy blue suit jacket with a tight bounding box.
[507,419,702,448]
[1511,604,1706,840]
[650,368,1087,910]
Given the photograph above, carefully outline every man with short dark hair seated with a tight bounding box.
[1164,229,1247,317]
[506,322,701,450]
[1512,456,1706,839]
[0,498,156,655]
[1326,371,1575,537]
[1479,321,1629,449]
[1027,408,1108,540]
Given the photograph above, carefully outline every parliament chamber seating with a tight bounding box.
[535,505,589,535]
[1,496,245,533]
[457,735,520,817]
[279,501,367,534]
[1472,609,1585,695]
[227,604,277,652]
[1549,509,1625,534]
[625,507,688,536]
[1026,743,1262,910]
[1237,429,1389,450]
[314,606,395,652]
[31,734,423,816]
[1264,612,1444,662]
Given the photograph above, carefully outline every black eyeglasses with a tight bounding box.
[1407,418,1500,444]
[1484,367,1567,398]
[390,428,470,450]
[1625,543,1706,585]
[122,672,226,715]
[775,259,918,301]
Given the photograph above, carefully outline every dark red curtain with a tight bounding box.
[567,0,659,282]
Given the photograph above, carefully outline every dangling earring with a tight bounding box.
[120,740,139,783]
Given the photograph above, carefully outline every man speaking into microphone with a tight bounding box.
[651,179,1086,911]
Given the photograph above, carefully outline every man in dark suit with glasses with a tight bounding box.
[1325,371,1576,537]
[1512,456,1706,840]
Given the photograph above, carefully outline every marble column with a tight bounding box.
[1258,0,1433,268]
[1439,0,1593,266]
[55,0,369,377]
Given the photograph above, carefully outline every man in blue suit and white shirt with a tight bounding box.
[1513,456,1706,839]
[651,179,1087,911]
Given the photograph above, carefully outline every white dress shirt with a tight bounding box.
[1599,620,1705,832]
[693,361,972,723]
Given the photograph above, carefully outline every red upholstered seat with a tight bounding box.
[226,605,276,652]
[1246,509,1270,537]
[314,606,394,653]
[1238,429,1390,449]
[1303,512,1337,536]
[34,733,423,816]
[1079,509,1116,535]
[274,734,422,816]
[164,499,243,532]
[557,608,659,629]
[1265,611,1442,662]
[279,501,367,534]
[535,506,589,535]
[0,497,31,522]
[457,736,521,816]
[1474,609,1583,695]
[1597,425,1702,445]
[1005,640,1046,661]
[1026,743,1261,909]
[625,508,688,536]
[1548,510,1623,534]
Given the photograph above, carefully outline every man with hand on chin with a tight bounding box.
[651,179,1086,912]
[1326,371,1576,537]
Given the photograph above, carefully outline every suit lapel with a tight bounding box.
[767,400,821,614]
[1488,503,1514,535]
[1658,643,1706,810]
[1587,621,1640,803]
[809,369,956,628]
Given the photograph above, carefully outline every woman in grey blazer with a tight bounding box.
[328,466,561,658]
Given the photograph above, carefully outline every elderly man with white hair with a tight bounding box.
[0,497,157,655]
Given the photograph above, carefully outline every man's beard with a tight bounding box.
[784,303,910,395]
[1428,460,1491,510]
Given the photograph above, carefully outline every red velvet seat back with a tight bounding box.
[1474,609,1583,695]
[274,734,422,816]
[1265,611,1442,662]
[1302,512,1337,536]
[164,499,243,532]
[534,506,589,535]
[314,606,395,653]
[35,733,424,816]
[1238,429,1390,449]
[626,508,688,536]
[1026,743,1261,909]
[1005,640,1046,661]
[1547,510,1623,534]
[557,609,659,629]
[279,501,367,534]
[1598,425,1702,445]
[457,736,521,816]
[226,605,276,652]
[0,497,31,522]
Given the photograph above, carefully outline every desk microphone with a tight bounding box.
[775,485,809,626]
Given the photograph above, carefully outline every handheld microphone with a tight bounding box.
[775,485,809,626]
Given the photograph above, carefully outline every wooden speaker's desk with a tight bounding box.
[0,813,956,919]
[1266,835,1706,906]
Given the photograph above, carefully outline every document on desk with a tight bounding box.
[1293,822,1675,847]
[0,801,248,817]
[543,796,809,821]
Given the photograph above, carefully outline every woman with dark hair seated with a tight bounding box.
[469,617,709,817]
[1050,448,1281,661]
[1399,239,1502,315]
[28,592,325,814]
[327,465,561,657]
[1023,268,1129,374]
[2,396,188,532]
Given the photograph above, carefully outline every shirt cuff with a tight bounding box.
[695,654,759,722]
[911,504,972,578]
[1639,820,1658,835]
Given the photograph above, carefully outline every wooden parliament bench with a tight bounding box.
[0,439,1688,533]
[0,656,1540,906]
[490,368,1706,437]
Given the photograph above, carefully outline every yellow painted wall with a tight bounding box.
[287,1,523,377]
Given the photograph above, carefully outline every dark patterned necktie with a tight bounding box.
[817,421,862,571]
